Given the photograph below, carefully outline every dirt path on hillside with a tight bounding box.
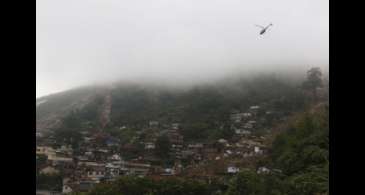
[99,93,112,130]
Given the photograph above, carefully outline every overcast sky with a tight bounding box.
[36,0,329,98]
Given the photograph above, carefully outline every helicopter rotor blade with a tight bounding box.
[255,24,265,29]
[265,23,273,30]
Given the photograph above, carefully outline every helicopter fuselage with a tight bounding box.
[259,24,272,35]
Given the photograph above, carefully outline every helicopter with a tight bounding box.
[255,23,273,35]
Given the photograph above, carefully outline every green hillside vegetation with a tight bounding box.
[36,86,104,120]
[37,74,312,145]
[225,104,328,195]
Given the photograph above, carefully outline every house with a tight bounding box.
[105,137,120,147]
[243,152,254,158]
[145,142,155,150]
[105,163,121,178]
[36,146,56,157]
[227,166,239,174]
[235,129,251,135]
[254,146,262,154]
[188,143,203,149]
[193,153,202,161]
[250,105,260,110]
[48,156,73,166]
[171,123,180,130]
[87,166,106,181]
[110,154,122,161]
[78,161,105,167]
[40,166,59,175]
[230,113,242,123]
[167,129,183,145]
[120,161,151,176]
[181,150,194,159]
[62,184,73,194]
[36,132,44,138]
[92,149,109,161]
[242,113,252,118]
[218,139,228,144]
[248,120,257,125]
[243,123,253,129]
[85,151,93,157]
[83,137,93,143]
[202,146,218,160]
[170,144,183,159]
[161,168,175,176]
[59,145,72,153]
[257,167,270,174]
[235,143,244,148]
[149,121,159,127]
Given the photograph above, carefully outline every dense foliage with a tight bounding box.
[36,173,63,192]
[71,177,215,195]
[225,104,329,195]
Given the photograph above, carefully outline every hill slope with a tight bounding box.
[36,74,309,135]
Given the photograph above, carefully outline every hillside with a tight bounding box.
[67,103,329,195]
[36,69,328,194]
[36,74,310,136]
[36,86,109,130]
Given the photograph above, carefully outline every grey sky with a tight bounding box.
[36,0,329,98]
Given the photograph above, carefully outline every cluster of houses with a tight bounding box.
[36,123,188,194]
[36,104,285,194]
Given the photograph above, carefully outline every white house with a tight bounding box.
[149,121,159,127]
[235,129,251,135]
[62,184,73,194]
[257,167,270,174]
[242,113,252,118]
[188,143,204,149]
[48,156,73,166]
[218,139,228,144]
[40,166,59,175]
[145,142,156,150]
[36,146,56,157]
[250,105,260,110]
[227,166,240,174]
[171,123,180,130]
[226,150,233,155]
[110,154,122,161]
[163,168,175,175]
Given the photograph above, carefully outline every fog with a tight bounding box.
[36,0,329,98]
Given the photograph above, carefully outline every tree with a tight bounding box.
[36,154,48,172]
[302,67,323,101]
[225,170,265,195]
[155,134,171,160]
[36,173,63,191]
[85,176,213,195]
[269,105,329,195]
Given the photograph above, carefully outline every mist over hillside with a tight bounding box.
[36,69,328,132]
